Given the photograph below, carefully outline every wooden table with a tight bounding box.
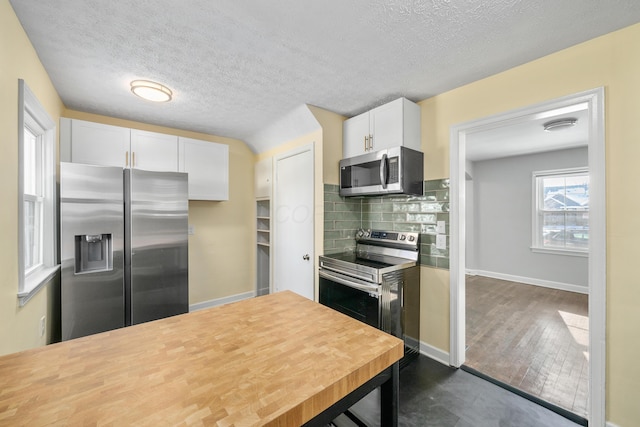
[0,291,403,426]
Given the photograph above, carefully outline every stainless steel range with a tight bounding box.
[319,229,420,366]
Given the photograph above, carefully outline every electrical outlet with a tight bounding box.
[39,316,46,337]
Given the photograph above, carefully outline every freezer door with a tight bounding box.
[60,163,125,341]
[126,169,189,325]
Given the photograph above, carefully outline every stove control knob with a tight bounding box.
[364,229,371,238]
[400,235,407,241]
[408,235,415,242]
[356,229,365,239]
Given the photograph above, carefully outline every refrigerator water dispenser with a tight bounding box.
[75,234,113,273]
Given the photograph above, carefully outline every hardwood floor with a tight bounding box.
[465,275,589,418]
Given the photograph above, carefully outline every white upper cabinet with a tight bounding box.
[179,137,229,201]
[254,157,273,199]
[130,129,178,172]
[61,118,229,201]
[62,118,130,167]
[342,113,370,158]
[342,97,421,158]
[60,119,179,171]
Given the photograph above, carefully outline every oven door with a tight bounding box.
[319,269,380,328]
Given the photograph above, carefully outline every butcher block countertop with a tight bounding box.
[0,291,403,426]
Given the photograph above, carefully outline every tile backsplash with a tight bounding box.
[323,180,450,270]
[324,185,361,253]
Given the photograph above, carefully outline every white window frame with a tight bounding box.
[531,167,589,257]
[18,79,59,306]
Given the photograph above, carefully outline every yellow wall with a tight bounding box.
[1,0,255,355]
[0,0,65,355]
[307,105,345,185]
[418,22,640,425]
[63,110,256,306]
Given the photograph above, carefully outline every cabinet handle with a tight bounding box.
[132,151,136,168]
[364,135,368,151]
[369,134,374,150]
[125,151,129,167]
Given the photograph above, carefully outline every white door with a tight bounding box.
[130,129,178,172]
[342,112,370,158]
[273,144,314,300]
[369,98,403,152]
[71,119,130,167]
[178,137,229,201]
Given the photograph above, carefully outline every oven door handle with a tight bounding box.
[319,269,380,294]
[319,261,377,283]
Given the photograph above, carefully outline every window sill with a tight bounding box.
[18,264,60,306]
[530,247,588,258]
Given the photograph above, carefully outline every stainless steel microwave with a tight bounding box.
[339,146,424,197]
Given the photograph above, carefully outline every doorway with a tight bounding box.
[449,88,606,426]
[273,143,315,300]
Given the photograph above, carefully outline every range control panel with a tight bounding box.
[355,229,419,247]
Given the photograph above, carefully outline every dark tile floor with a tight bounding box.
[332,354,581,427]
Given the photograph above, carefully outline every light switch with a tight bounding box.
[436,234,447,250]
[436,221,446,234]
[188,225,195,235]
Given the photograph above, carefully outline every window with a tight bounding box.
[18,80,59,305]
[532,168,589,255]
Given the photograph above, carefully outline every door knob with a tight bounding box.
[303,254,310,261]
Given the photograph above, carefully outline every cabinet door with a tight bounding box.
[255,157,272,198]
[71,119,130,167]
[178,137,229,200]
[369,98,405,152]
[342,112,370,158]
[130,129,178,172]
[371,98,421,152]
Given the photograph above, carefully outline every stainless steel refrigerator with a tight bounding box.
[60,162,189,341]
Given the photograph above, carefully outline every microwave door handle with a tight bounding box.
[379,153,388,189]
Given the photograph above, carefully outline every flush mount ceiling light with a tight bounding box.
[543,117,578,132]
[130,80,173,102]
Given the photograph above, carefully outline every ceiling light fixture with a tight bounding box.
[130,80,173,102]
[543,117,578,132]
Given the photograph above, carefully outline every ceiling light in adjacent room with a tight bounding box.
[130,80,173,102]
[543,118,578,132]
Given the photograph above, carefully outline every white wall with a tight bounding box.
[468,147,588,290]
[465,173,475,269]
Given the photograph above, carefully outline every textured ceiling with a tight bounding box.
[9,0,640,153]
[466,105,589,162]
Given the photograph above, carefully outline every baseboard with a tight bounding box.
[189,290,256,312]
[419,341,450,366]
[606,422,621,427]
[469,270,588,295]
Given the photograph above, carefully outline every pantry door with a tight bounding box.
[273,143,314,300]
